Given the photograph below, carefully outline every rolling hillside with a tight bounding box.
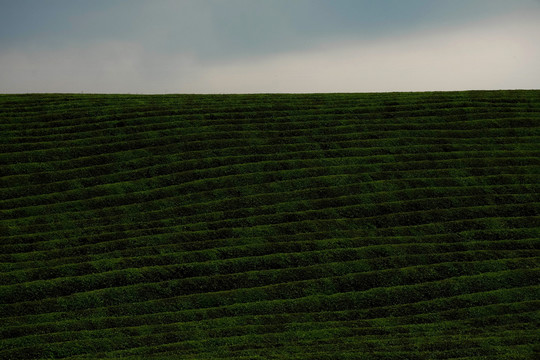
[0,91,539,359]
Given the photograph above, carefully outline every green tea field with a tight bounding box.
[0,90,539,359]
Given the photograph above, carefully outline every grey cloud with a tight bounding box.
[1,10,538,94]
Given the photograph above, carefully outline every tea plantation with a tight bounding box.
[0,91,539,359]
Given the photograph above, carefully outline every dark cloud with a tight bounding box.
[0,0,539,93]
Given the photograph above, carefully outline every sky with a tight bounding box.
[0,0,539,93]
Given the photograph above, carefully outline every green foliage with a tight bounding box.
[1,91,539,359]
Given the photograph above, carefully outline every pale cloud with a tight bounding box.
[0,10,538,93]
[0,42,199,93]
[195,11,540,93]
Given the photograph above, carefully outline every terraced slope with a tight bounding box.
[0,91,539,359]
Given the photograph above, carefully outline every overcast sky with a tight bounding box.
[1,0,539,93]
